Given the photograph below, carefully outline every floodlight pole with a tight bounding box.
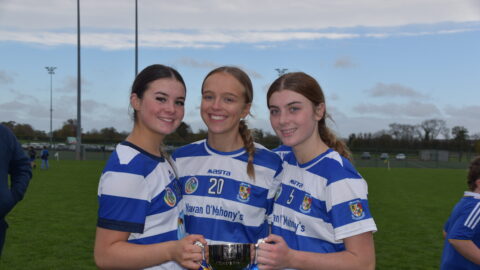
[135,0,138,76]
[45,66,56,148]
[76,0,83,160]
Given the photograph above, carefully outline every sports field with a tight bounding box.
[0,160,468,269]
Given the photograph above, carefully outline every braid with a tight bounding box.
[318,118,352,161]
[239,120,256,180]
[160,144,180,181]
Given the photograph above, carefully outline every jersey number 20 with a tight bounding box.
[208,177,224,195]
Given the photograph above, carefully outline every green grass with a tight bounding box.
[0,162,468,269]
[362,167,466,269]
[0,160,104,269]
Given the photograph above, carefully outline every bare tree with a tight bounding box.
[419,119,447,141]
[388,123,419,141]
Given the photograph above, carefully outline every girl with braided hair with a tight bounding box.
[256,72,377,270]
[173,66,282,245]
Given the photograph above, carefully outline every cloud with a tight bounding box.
[334,57,356,68]
[57,76,92,94]
[176,57,263,79]
[0,29,362,50]
[3,25,477,50]
[176,58,220,69]
[0,99,50,130]
[3,0,479,50]
[4,88,40,104]
[328,93,340,101]
[0,90,132,133]
[366,83,427,98]
[245,68,263,79]
[1,0,479,31]
[444,105,480,120]
[443,105,480,134]
[0,70,14,84]
[353,101,441,117]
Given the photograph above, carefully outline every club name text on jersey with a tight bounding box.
[273,214,305,232]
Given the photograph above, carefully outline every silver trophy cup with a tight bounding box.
[208,243,255,270]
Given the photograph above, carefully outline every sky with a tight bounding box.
[1,0,479,139]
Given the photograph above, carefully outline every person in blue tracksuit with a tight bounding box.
[0,124,32,257]
[40,146,49,169]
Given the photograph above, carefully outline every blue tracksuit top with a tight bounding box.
[0,124,32,220]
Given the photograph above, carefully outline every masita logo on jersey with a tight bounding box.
[164,187,177,207]
[207,168,231,176]
[185,177,199,194]
[299,193,312,214]
[237,183,251,202]
[349,200,365,220]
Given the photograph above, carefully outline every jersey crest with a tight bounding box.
[164,187,177,207]
[349,200,365,220]
[185,177,199,194]
[299,193,312,213]
[237,183,251,202]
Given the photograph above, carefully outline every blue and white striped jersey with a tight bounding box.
[97,141,185,270]
[441,191,480,270]
[172,139,283,245]
[271,149,377,253]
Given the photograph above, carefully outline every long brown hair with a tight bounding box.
[202,66,256,179]
[267,72,352,160]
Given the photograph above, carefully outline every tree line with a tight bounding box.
[2,118,479,155]
[348,119,480,158]
[1,119,282,149]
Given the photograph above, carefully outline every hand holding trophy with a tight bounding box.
[195,242,213,270]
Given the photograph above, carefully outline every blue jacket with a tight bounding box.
[0,124,32,220]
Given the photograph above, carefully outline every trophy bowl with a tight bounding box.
[208,243,255,270]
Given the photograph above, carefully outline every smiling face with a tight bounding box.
[131,77,186,139]
[201,72,251,137]
[268,89,324,149]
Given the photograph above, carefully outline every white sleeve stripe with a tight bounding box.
[465,202,480,228]
[469,214,480,229]
[100,171,149,201]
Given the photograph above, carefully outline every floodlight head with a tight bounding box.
[45,66,57,74]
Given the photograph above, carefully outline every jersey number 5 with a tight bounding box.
[286,189,295,204]
[208,177,224,195]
